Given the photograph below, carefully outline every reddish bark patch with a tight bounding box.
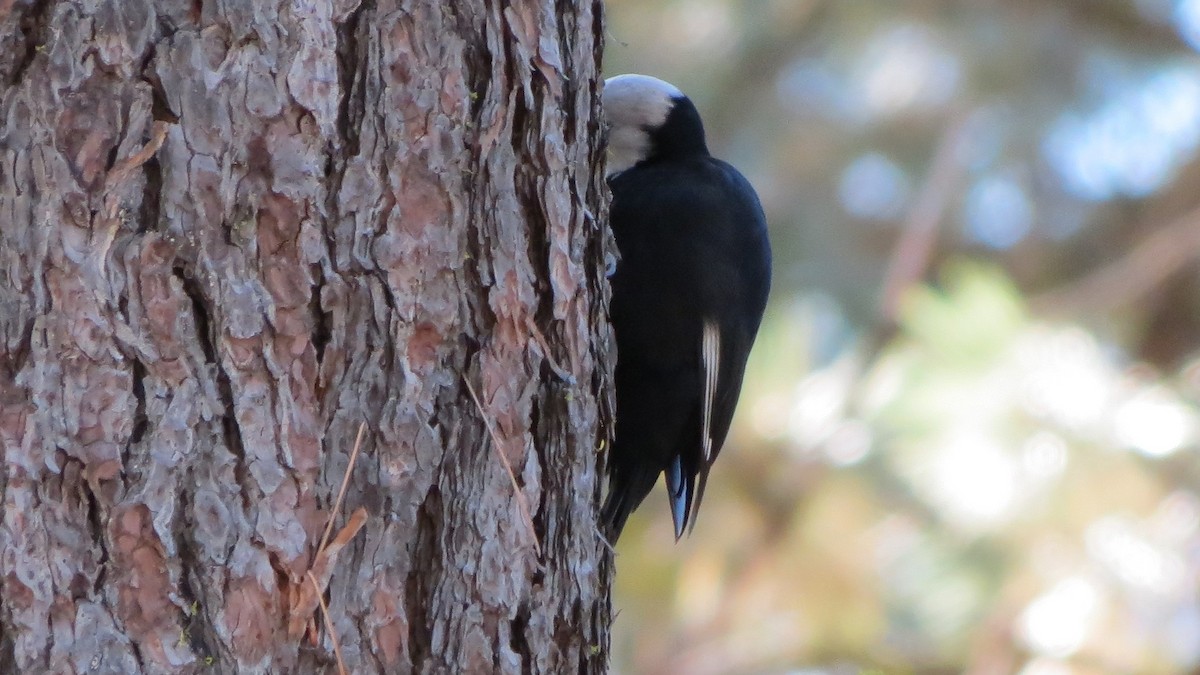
[109,504,182,668]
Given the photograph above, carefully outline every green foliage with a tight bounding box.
[898,262,1025,364]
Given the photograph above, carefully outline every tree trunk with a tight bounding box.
[0,1,613,673]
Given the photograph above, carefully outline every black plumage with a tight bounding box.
[600,75,772,540]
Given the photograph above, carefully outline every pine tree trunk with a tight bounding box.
[0,1,613,673]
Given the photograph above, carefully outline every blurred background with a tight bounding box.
[603,1,1200,673]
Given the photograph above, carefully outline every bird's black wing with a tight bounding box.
[678,160,771,535]
[678,314,761,535]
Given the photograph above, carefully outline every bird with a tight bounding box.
[600,74,772,541]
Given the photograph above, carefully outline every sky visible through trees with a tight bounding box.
[605,1,1200,673]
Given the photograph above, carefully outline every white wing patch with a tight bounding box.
[701,319,720,462]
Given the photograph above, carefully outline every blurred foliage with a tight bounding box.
[604,1,1200,674]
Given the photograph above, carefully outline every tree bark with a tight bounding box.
[0,1,613,673]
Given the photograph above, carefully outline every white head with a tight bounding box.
[603,74,686,176]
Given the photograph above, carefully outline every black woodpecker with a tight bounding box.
[601,74,772,540]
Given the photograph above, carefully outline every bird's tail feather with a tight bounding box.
[666,456,689,539]
[601,464,661,541]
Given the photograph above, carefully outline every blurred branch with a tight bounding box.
[878,110,973,324]
[705,0,829,141]
[1037,0,1191,54]
[1030,204,1200,315]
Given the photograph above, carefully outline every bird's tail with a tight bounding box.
[665,456,691,540]
[600,464,661,542]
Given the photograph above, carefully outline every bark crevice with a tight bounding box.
[405,486,442,670]
[310,269,330,363]
[135,153,162,235]
[509,603,533,675]
[174,483,222,668]
[129,358,147,444]
[82,478,109,595]
[334,1,368,159]
[5,0,53,87]
[0,625,14,674]
[172,264,249,509]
